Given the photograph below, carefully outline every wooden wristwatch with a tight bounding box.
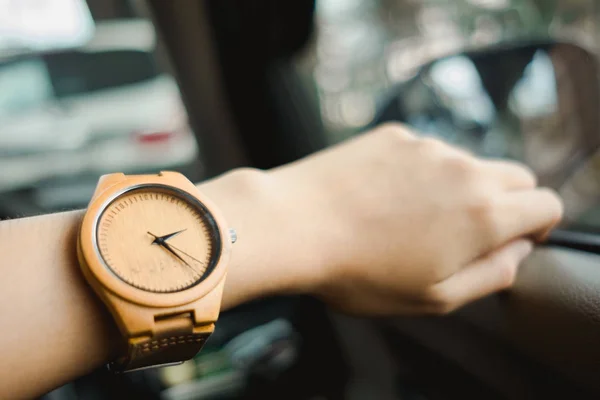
[77,172,234,372]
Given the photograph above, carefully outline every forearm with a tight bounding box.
[0,210,116,398]
[0,169,321,399]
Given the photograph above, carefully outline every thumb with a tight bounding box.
[429,239,533,313]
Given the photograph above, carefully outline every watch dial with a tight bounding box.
[96,186,220,293]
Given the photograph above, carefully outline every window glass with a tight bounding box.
[0,1,200,217]
[0,58,52,117]
[47,50,159,97]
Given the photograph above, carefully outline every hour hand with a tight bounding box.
[162,242,190,265]
[148,229,186,245]
[160,229,187,242]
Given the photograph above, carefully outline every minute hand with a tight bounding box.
[164,243,205,265]
[161,242,191,266]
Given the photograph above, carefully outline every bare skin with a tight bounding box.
[0,124,562,399]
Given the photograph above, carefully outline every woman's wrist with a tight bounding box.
[198,168,333,308]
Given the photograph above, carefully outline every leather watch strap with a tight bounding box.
[111,313,214,372]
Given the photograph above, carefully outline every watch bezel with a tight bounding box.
[95,184,222,293]
[78,175,231,308]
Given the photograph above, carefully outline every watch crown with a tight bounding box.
[229,228,237,244]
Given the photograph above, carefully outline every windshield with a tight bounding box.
[0,12,199,215]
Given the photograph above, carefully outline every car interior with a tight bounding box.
[1,0,598,399]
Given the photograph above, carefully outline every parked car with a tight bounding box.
[0,19,197,201]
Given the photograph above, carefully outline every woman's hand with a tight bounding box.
[256,123,563,315]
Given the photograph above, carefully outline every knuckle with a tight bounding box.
[468,194,497,228]
[375,122,415,142]
[538,187,564,221]
[514,162,537,187]
[417,137,446,154]
[445,156,478,180]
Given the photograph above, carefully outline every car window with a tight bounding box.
[46,50,160,97]
[0,1,201,217]
[0,58,52,117]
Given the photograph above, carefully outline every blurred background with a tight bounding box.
[1,0,598,229]
[0,0,199,217]
[296,0,598,142]
[1,0,596,218]
[1,0,598,399]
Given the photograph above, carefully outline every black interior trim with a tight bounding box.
[546,229,600,254]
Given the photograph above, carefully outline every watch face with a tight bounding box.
[96,185,221,293]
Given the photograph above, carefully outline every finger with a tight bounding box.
[480,159,537,190]
[428,239,533,313]
[481,188,563,249]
